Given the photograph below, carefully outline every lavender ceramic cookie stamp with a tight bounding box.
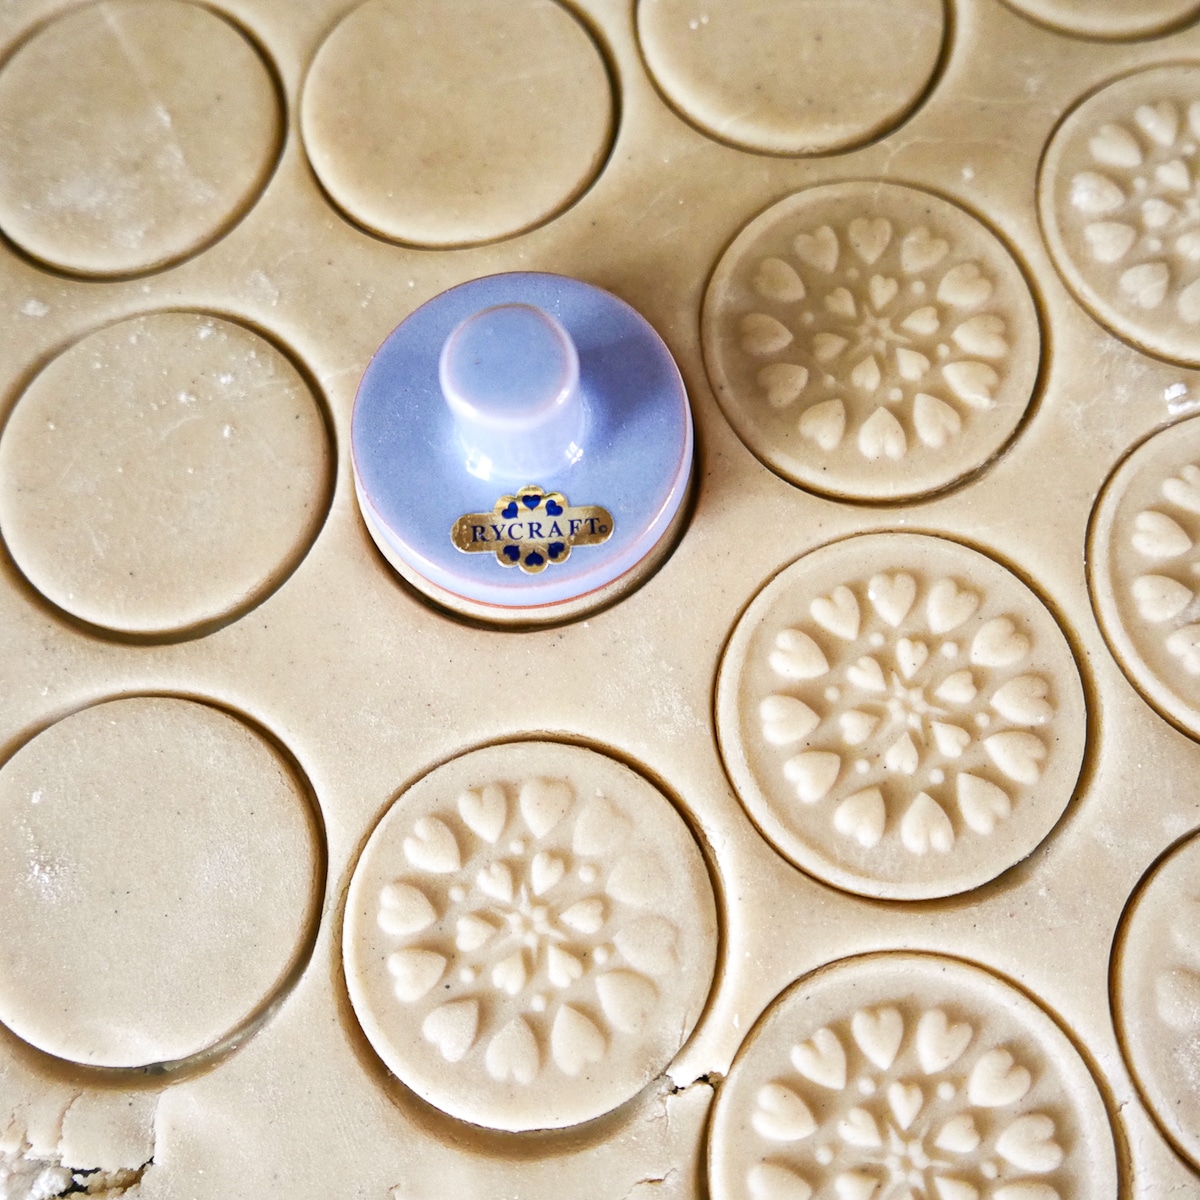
[1090,414,1200,738]
[717,533,1086,899]
[342,741,718,1131]
[703,182,1041,501]
[708,954,1118,1200]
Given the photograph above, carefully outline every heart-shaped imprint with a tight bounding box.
[971,616,1030,668]
[550,1004,605,1076]
[492,951,527,995]
[754,256,807,303]
[793,225,839,273]
[943,360,998,409]
[838,709,878,746]
[1166,623,1200,673]
[849,216,892,264]
[572,795,631,856]
[847,655,887,692]
[953,314,1008,358]
[868,572,916,626]
[404,816,461,874]
[388,948,447,1002]
[519,777,573,837]
[832,1171,878,1200]
[900,792,954,855]
[913,393,962,449]
[935,669,977,705]
[901,226,949,274]
[851,1006,903,1070]
[884,731,919,775]
[378,882,436,936]
[753,1082,816,1141]
[850,355,881,392]
[935,1113,982,1154]
[927,578,979,632]
[1163,463,1200,513]
[957,773,1011,835]
[1158,158,1192,192]
[770,628,830,679]
[741,312,794,356]
[837,1106,883,1149]
[1120,262,1169,310]
[901,305,940,336]
[485,1016,539,1084]
[991,674,1053,725]
[916,1008,972,1073]
[1084,220,1137,263]
[799,398,846,450]
[530,850,565,895]
[896,637,929,679]
[790,1026,847,1089]
[547,944,584,989]
[758,363,809,408]
[458,782,507,843]
[813,332,849,362]
[938,260,993,308]
[984,731,1046,785]
[559,896,605,935]
[1070,170,1124,215]
[887,1081,923,1130]
[968,1047,1032,1107]
[760,694,820,745]
[1089,121,1142,168]
[422,998,478,1062]
[747,1162,813,1200]
[596,969,657,1033]
[477,860,514,903]
[931,721,970,758]
[826,287,857,320]
[869,274,899,311]
[456,912,497,952]
[996,1113,1063,1173]
[833,787,885,848]
[896,348,930,381]
[1133,509,1192,558]
[1177,279,1200,323]
[784,752,842,803]
[1135,100,1179,146]
[812,585,861,640]
[614,915,678,976]
[858,407,907,461]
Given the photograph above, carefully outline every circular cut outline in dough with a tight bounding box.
[1112,827,1200,1172]
[300,0,615,248]
[0,309,334,641]
[0,694,326,1071]
[635,0,948,157]
[707,951,1119,1200]
[342,739,720,1131]
[0,0,283,278]
[716,531,1088,900]
[1088,413,1200,740]
[1039,64,1200,368]
[702,180,1043,502]
[1000,0,1200,40]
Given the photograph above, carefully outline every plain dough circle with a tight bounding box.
[703,182,1041,502]
[1040,65,1200,367]
[708,953,1118,1200]
[0,696,321,1069]
[716,533,1087,899]
[1089,415,1200,740]
[0,0,280,276]
[1002,0,1200,39]
[0,312,331,637]
[637,0,945,155]
[301,0,613,247]
[343,741,718,1131]
[1114,830,1200,1170]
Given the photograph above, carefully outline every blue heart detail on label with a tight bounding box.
[545,500,564,516]
[503,544,520,562]
[524,551,545,568]
[501,502,518,520]
[522,493,541,509]
[548,542,565,559]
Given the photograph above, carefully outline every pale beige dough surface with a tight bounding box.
[717,533,1087,899]
[343,740,718,1132]
[703,183,1041,501]
[1040,65,1200,367]
[0,696,322,1069]
[1115,829,1200,1172]
[636,0,944,155]
[708,953,1118,1200]
[301,0,613,247]
[1090,413,1200,738]
[1003,0,1200,39]
[0,312,331,637]
[0,0,280,277]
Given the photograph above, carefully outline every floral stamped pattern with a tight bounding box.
[344,743,718,1131]
[1042,67,1200,365]
[704,182,1040,500]
[709,956,1117,1200]
[718,534,1086,899]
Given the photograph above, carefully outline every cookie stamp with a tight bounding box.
[1041,66,1200,367]
[703,183,1041,501]
[708,953,1118,1200]
[1114,829,1200,1171]
[1002,0,1200,40]
[1090,415,1200,738]
[342,741,718,1131]
[717,533,1086,899]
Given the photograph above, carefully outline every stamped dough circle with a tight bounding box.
[1039,66,1200,367]
[1114,830,1200,1170]
[0,312,331,637]
[637,0,944,156]
[301,0,613,247]
[708,953,1118,1200]
[0,697,321,1068]
[1089,415,1200,738]
[343,741,718,1131]
[0,0,280,276]
[716,533,1087,899]
[1002,0,1200,40]
[703,183,1041,501]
